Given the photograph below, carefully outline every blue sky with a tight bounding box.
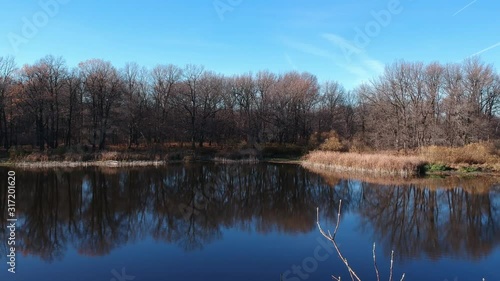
[0,0,499,90]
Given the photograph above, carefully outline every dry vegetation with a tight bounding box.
[304,133,500,177]
[418,142,500,167]
[12,160,165,168]
[303,151,427,177]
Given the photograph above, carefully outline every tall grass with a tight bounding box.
[303,151,427,177]
[13,160,165,168]
[419,142,499,165]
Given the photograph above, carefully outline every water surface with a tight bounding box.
[0,164,499,281]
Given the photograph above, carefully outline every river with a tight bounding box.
[0,164,498,280]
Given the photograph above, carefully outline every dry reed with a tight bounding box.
[213,157,260,164]
[303,151,427,177]
[13,160,165,168]
[419,142,499,165]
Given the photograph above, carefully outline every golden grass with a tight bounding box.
[303,151,427,177]
[304,142,500,178]
[418,142,499,165]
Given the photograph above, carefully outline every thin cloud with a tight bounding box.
[282,38,333,59]
[321,33,385,80]
[321,33,363,55]
[471,41,500,56]
[282,34,385,85]
[453,0,478,16]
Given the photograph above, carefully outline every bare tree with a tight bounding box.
[178,64,205,149]
[122,62,150,147]
[317,81,347,135]
[231,73,259,145]
[18,56,68,149]
[255,70,276,143]
[197,71,224,146]
[0,56,16,148]
[63,68,83,146]
[151,64,183,143]
[79,59,122,150]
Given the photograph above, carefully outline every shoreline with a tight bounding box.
[3,160,167,168]
[301,161,419,177]
[3,158,499,177]
[0,158,293,168]
[301,160,500,178]
[301,149,500,177]
[301,151,427,178]
[3,144,499,178]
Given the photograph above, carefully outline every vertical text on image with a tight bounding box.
[6,170,16,274]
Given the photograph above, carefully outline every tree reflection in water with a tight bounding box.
[358,183,500,261]
[0,164,340,260]
[0,164,498,263]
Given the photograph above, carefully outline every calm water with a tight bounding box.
[0,164,499,281]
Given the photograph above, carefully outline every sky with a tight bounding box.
[0,0,499,90]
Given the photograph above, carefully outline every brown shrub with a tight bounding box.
[309,131,348,152]
[24,152,49,162]
[99,151,120,161]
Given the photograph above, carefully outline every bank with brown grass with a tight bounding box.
[302,151,428,177]
[7,160,167,168]
[418,142,500,172]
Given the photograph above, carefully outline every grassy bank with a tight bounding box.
[5,141,500,176]
[418,142,500,172]
[303,151,427,177]
[10,160,166,168]
[1,142,308,167]
[302,142,500,177]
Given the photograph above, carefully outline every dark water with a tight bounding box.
[0,164,499,281]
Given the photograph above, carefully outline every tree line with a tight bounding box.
[0,55,498,152]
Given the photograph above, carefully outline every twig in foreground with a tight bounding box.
[317,200,406,281]
[373,243,380,281]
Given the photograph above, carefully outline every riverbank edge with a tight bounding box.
[0,157,305,168]
[301,160,500,177]
[300,161,421,178]
[302,151,428,178]
[2,158,498,177]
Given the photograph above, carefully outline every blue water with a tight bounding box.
[0,164,498,281]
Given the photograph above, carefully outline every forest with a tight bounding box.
[0,55,498,156]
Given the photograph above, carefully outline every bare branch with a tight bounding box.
[389,250,394,281]
[317,201,362,281]
[373,243,380,281]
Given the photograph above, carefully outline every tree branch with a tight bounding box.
[317,200,362,281]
